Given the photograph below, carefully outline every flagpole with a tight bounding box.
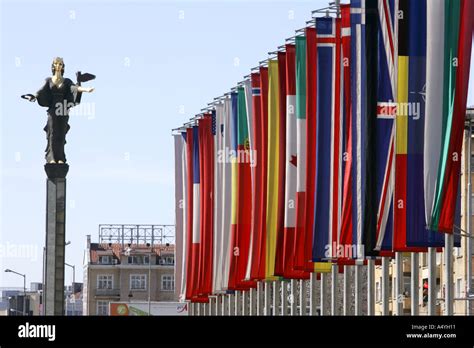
[290,279,297,315]
[235,290,241,315]
[367,259,375,315]
[299,279,307,316]
[382,257,390,315]
[354,264,362,315]
[343,266,351,315]
[444,234,454,315]
[310,273,318,315]
[264,281,271,315]
[257,281,264,316]
[331,263,338,315]
[467,115,473,315]
[320,272,328,315]
[273,281,281,316]
[281,280,288,315]
[428,247,437,315]
[216,295,221,316]
[228,293,235,316]
[411,253,419,315]
[249,287,256,316]
[395,252,404,315]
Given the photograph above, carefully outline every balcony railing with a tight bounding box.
[94,288,120,297]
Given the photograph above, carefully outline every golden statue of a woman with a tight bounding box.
[22,57,95,163]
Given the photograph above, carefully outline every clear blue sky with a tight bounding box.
[1,0,473,289]
[0,0,334,288]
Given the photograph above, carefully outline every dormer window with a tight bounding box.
[98,255,112,264]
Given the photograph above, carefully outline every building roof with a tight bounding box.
[89,243,175,264]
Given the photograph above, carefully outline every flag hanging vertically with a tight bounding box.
[274,51,287,277]
[220,98,233,290]
[174,133,186,300]
[427,0,473,233]
[339,4,355,259]
[350,0,379,258]
[293,35,310,274]
[374,0,397,253]
[301,26,318,272]
[313,16,343,262]
[281,43,307,279]
[266,59,281,280]
[247,73,265,281]
[394,0,444,250]
[185,127,195,300]
[235,86,255,289]
[228,92,239,289]
[213,104,225,293]
[191,125,206,300]
[198,115,214,297]
[244,81,256,280]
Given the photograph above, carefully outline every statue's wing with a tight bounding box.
[76,72,96,83]
[21,94,36,102]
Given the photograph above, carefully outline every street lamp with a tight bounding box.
[5,269,26,315]
[65,263,76,316]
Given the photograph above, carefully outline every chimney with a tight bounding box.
[86,235,91,249]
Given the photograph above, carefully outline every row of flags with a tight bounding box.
[174,0,473,302]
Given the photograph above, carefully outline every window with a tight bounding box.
[98,255,112,264]
[97,301,109,316]
[392,277,396,300]
[403,276,411,297]
[128,255,148,264]
[161,275,175,291]
[472,194,474,215]
[375,281,381,303]
[160,255,174,265]
[130,274,147,290]
[455,278,463,298]
[421,253,427,267]
[97,275,113,289]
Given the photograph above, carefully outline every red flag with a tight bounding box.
[198,116,214,296]
[437,0,473,231]
[301,27,317,272]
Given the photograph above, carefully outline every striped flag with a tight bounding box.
[228,92,239,289]
[426,0,473,232]
[280,43,308,279]
[394,0,444,250]
[293,35,311,275]
[235,86,255,289]
[190,126,206,300]
[246,73,264,280]
[198,115,214,296]
[350,0,379,258]
[213,104,226,293]
[339,4,355,259]
[244,78,255,281]
[220,98,233,290]
[301,26,318,271]
[254,67,269,280]
[184,128,194,300]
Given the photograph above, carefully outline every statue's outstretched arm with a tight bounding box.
[77,86,94,93]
